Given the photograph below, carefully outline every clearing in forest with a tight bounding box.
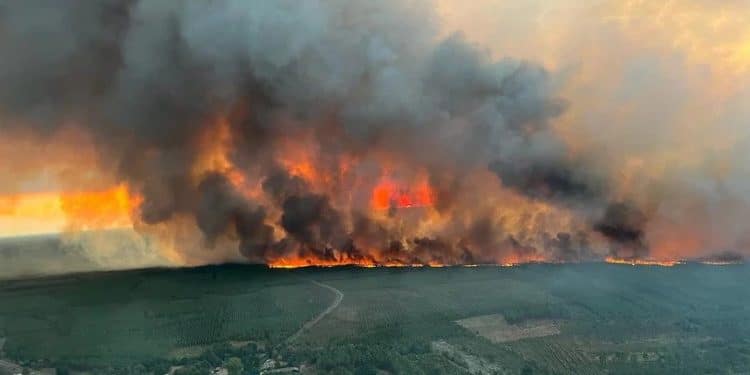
[455,314,560,343]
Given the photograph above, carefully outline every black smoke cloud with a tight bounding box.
[195,173,274,259]
[489,158,603,204]
[280,194,348,254]
[262,168,309,205]
[0,0,643,264]
[594,202,648,258]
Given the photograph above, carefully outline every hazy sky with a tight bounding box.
[436,0,750,259]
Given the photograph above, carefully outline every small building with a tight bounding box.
[260,359,277,372]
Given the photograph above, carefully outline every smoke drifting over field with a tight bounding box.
[1,0,748,270]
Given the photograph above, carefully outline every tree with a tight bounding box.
[175,367,203,375]
[225,357,244,375]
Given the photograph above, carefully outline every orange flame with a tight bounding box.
[267,257,449,269]
[371,176,435,210]
[605,257,682,267]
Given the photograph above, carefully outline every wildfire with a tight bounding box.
[267,256,451,269]
[275,131,333,189]
[0,109,735,270]
[605,257,745,267]
[605,257,682,267]
[194,118,247,189]
[269,257,375,269]
[371,176,435,210]
[267,260,558,269]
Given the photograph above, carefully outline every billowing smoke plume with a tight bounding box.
[1,0,738,267]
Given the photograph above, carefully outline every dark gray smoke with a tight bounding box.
[195,173,274,259]
[262,169,309,205]
[280,194,348,253]
[594,202,648,258]
[0,0,640,265]
[489,158,604,204]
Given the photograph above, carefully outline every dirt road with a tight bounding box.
[287,280,343,343]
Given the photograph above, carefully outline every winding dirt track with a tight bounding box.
[287,280,344,343]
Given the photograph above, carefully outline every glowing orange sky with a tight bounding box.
[0,186,138,238]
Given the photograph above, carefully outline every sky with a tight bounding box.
[435,0,750,259]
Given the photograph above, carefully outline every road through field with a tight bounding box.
[287,280,343,343]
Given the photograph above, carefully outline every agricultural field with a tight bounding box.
[1,263,749,374]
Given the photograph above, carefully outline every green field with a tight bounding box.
[1,263,749,374]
